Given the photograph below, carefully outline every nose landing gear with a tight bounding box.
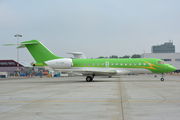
[160,73,164,81]
[161,78,164,81]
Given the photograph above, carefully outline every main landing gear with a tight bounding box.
[86,75,94,82]
[161,73,164,82]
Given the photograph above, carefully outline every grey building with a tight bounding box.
[152,40,175,53]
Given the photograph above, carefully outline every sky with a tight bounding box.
[1,0,180,63]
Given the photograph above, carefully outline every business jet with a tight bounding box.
[4,40,177,82]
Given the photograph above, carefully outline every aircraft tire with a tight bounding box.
[86,76,93,82]
[161,78,164,81]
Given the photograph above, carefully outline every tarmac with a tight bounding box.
[0,74,180,120]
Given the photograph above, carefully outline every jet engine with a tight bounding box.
[45,59,73,69]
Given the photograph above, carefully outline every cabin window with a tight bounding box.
[158,61,164,64]
[134,63,136,65]
[92,63,95,66]
[139,63,141,65]
[116,63,118,66]
[84,63,86,66]
[97,63,100,66]
[111,63,114,65]
[143,63,146,65]
[125,63,127,66]
[130,63,132,66]
[101,63,104,66]
[120,63,123,66]
[149,63,151,65]
[88,63,90,66]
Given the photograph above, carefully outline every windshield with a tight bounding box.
[158,61,165,64]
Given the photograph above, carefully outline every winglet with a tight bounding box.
[67,52,86,59]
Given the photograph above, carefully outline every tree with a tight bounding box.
[122,55,130,58]
[109,55,118,58]
[131,54,141,58]
[98,56,107,59]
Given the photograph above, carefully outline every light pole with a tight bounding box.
[14,34,22,75]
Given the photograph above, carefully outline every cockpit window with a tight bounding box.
[158,61,164,64]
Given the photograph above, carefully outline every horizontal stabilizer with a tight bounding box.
[3,44,20,46]
[18,41,39,48]
[3,41,39,48]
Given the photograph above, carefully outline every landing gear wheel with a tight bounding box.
[108,76,112,78]
[86,76,93,82]
[160,73,164,81]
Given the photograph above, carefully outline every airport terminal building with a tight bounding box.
[141,41,180,71]
[151,41,175,53]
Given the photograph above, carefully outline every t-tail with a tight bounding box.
[5,39,63,65]
[4,39,73,68]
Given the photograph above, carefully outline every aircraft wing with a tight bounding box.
[54,68,130,76]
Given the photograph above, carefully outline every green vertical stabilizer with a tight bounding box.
[20,40,63,63]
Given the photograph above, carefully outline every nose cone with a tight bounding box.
[169,65,177,72]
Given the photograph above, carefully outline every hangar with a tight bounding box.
[0,60,33,76]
